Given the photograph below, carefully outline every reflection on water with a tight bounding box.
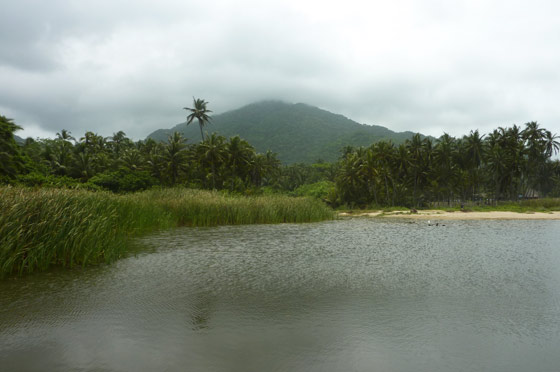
[2,219,560,371]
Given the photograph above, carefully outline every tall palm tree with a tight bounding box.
[110,131,131,157]
[72,152,94,181]
[544,131,560,158]
[198,133,226,189]
[184,97,212,141]
[463,130,485,201]
[164,132,189,185]
[0,115,25,178]
[370,141,396,205]
[359,147,380,205]
[406,134,424,206]
[146,143,166,183]
[336,151,367,205]
[225,135,254,191]
[433,133,458,205]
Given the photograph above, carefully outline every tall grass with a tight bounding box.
[0,187,334,277]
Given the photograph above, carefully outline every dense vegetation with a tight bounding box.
[1,127,284,193]
[148,101,418,163]
[0,187,334,277]
[4,104,560,208]
[336,124,560,208]
[0,112,340,198]
[3,112,560,209]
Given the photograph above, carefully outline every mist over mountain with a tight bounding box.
[147,101,421,163]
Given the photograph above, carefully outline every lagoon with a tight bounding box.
[1,219,560,371]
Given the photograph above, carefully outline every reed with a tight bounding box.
[0,187,333,277]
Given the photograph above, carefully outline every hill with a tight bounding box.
[147,101,420,163]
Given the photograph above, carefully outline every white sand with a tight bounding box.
[338,210,560,220]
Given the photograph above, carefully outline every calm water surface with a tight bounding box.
[1,219,560,372]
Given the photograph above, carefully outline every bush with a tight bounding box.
[88,169,157,193]
[292,180,336,201]
[16,172,84,188]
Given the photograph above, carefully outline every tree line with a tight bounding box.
[1,112,332,195]
[335,122,560,207]
[3,108,560,206]
[1,127,282,193]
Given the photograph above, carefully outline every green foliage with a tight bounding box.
[0,115,25,179]
[275,162,337,191]
[0,187,334,277]
[15,172,88,189]
[292,180,335,201]
[334,122,560,208]
[88,169,156,193]
[162,132,189,185]
[1,120,285,195]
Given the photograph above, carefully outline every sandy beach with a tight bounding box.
[338,210,560,220]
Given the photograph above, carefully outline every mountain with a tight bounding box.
[147,101,420,163]
[14,134,24,144]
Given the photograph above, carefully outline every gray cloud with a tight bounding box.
[2,0,560,141]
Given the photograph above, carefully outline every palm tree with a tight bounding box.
[184,97,212,141]
[336,151,367,206]
[370,141,396,205]
[463,130,485,201]
[485,144,510,201]
[164,132,189,185]
[121,148,144,171]
[73,152,94,181]
[48,129,76,176]
[433,133,458,205]
[109,131,131,157]
[250,150,281,187]
[146,143,166,183]
[225,135,254,191]
[57,129,75,143]
[544,131,560,158]
[360,147,379,205]
[198,133,226,189]
[406,134,424,206]
[0,115,25,178]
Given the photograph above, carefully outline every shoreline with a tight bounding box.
[338,210,560,220]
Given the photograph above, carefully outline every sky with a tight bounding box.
[2,0,560,141]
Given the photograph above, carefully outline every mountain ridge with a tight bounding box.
[147,101,421,163]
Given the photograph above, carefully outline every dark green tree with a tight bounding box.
[198,133,226,189]
[184,97,212,141]
[0,115,25,179]
[164,132,190,185]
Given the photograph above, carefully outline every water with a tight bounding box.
[2,219,560,372]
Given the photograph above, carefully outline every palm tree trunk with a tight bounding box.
[198,119,205,141]
[391,178,396,206]
[413,171,418,207]
[231,162,236,192]
[384,175,390,205]
[211,161,216,189]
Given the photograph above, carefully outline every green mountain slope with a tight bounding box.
[14,134,24,144]
[147,101,420,163]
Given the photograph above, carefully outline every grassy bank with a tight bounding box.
[0,187,334,277]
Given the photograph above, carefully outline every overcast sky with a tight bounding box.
[2,0,560,141]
